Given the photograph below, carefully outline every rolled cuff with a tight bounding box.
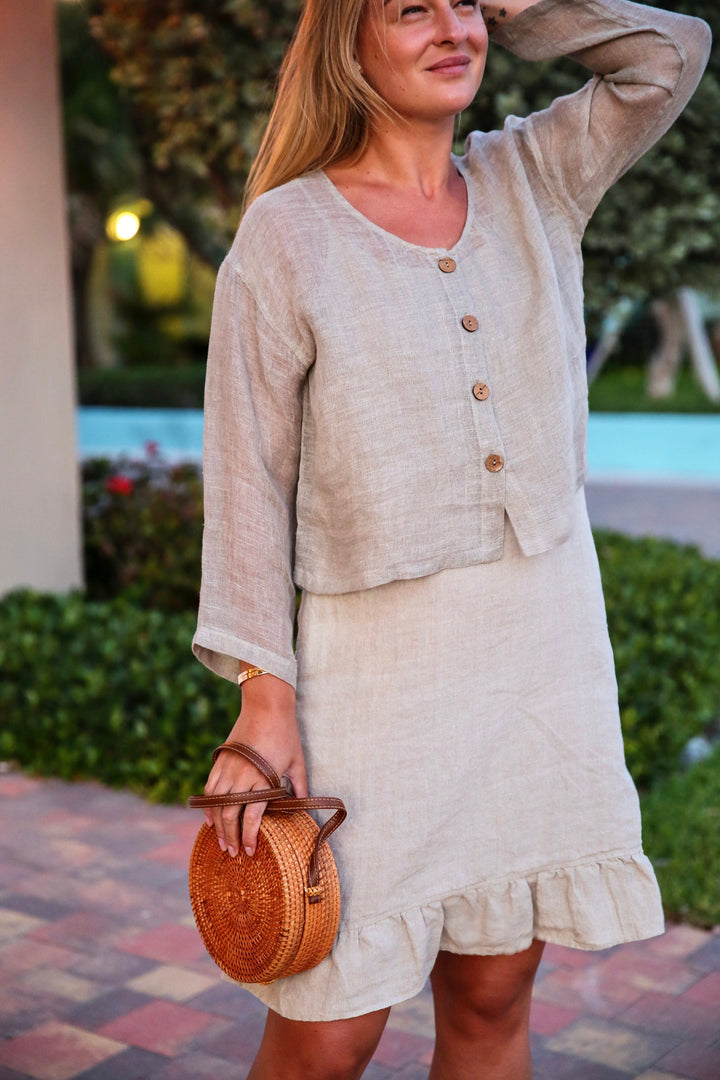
[192,624,297,689]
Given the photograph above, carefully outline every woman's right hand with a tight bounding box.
[203,674,306,859]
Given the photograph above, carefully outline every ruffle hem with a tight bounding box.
[234,850,665,1021]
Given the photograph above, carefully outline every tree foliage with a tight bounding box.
[89,0,720,316]
[469,0,720,320]
[59,1,140,211]
[59,0,143,363]
[89,0,300,267]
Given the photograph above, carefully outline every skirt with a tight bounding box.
[243,487,665,1021]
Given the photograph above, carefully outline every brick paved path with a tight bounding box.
[1,770,719,1080]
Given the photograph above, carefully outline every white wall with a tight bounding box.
[0,0,83,593]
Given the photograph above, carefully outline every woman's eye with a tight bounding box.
[398,0,477,16]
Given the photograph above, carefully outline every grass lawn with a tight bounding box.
[589,365,720,413]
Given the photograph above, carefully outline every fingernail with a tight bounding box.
[244,845,254,857]
[228,845,237,858]
[218,838,227,852]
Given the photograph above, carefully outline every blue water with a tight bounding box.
[77,407,720,484]
[587,414,720,483]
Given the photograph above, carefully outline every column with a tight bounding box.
[0,0,83,593]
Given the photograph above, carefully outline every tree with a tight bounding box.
[59,0,141,364]
[89,0,720,323]
[88,0,300,267]
[468,0,720,326]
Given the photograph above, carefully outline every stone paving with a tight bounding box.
[585,482,720,560]
[1,769,719,1080]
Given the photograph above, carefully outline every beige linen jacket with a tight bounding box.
[193,0,711,688]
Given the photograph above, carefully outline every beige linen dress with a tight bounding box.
[248,490,664,1021]
[193,0,710,1023]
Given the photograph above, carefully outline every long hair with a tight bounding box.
[244,0,392,208]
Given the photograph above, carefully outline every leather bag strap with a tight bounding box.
[188,742,347,898]
[211,740,283,786]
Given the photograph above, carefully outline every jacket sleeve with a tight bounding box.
[491,0,712,228]
[192,256,309,688]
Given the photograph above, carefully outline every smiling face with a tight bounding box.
[356,0,489,125]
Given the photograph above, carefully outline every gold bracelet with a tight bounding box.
[237,666,269,687]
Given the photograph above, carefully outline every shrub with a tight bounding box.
[0,590,237,803]
[78,365,206,408]
[596,530,720,788]
[82,449,203,612]
[641,744,720,927]
[6,463,717,800]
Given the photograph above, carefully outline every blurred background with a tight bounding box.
[62,0,720,406]
[0,4,719,1079]
[0,0,719,942]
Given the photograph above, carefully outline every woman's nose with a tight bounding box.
[435,4,470,44]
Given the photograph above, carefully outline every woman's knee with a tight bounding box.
[250,1006,390,1080]
[430,941,545,1032]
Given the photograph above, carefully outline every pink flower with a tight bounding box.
[145,440,160,458]
[106,475,134,496]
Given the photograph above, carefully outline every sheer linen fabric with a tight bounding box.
[244,491,664,1021]
[192,0,711,690]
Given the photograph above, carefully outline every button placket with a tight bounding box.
[435,252,506,481]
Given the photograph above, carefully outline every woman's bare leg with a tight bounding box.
[429,940,545,1080]
[247,1006,390,1080]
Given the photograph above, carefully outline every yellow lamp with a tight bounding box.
[106,210,141,242]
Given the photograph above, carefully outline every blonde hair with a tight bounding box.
[244,0,391,208]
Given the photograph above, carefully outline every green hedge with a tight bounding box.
[0,591,237,803]
[1,533,719,799]
[78,361,720,413]
[641,744,720,927]
[78,365,206,408]
[596,530,720,788]
[77,363,720,412]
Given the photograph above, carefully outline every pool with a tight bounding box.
[77,407,720,485]
[587,413,720,484]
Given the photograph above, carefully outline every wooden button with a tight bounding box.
[472,382,489,401]
[485,454,504,473]
[462,314,479,332]
[438,257,456,273]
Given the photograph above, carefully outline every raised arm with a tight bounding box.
[489,0,712,226]
[481,1,546,34]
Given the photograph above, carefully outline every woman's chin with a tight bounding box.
[398,100,478,126]
[393,84,481,125]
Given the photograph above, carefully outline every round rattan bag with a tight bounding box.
[188,742,346,985]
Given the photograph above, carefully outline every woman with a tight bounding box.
[192,1,710,1077]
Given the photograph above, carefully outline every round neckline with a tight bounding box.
[317,155,473,256]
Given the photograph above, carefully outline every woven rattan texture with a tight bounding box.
[189,810,340,984]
